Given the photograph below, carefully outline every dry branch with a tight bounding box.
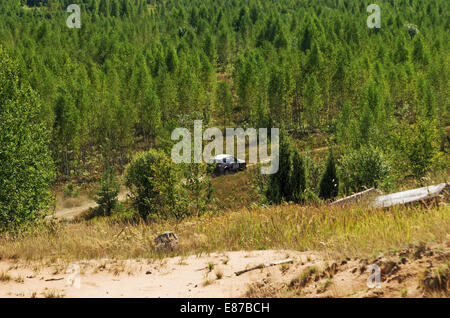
[234,259,293,276]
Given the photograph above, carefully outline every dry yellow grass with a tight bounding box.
[0,202,448,262]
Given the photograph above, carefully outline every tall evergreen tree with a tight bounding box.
[216,81,233,126]
[319,150,339,200]
[290,149,307,203]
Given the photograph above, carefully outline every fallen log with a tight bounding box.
[234,259,293,276]
[330,188,382,207]
[45,277,64,282]
[372,183,449,208]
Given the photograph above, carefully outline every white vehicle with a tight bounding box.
[209,154,246,175]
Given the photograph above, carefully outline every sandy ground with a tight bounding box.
[1,243,448,298]
[0,250,312,298]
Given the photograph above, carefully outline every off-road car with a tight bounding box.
[209,154,246,176]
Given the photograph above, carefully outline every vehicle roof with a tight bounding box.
[213,154,233,159]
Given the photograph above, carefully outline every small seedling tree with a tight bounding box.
[95,168,119,217]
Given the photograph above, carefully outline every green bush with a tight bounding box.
[183,162,214,217]
[125,150,165,220]
[125,150,188,220]
[95,168,119,217]
[110,204,138,223]
[339,146,391,193]
[406,117,444,182]
[304,154,323,195]
[0,48,55,231]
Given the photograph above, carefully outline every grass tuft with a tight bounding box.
[0,271,11,282]
[289,266,319,288]
[42,289,65,298]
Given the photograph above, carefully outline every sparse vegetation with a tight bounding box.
[14,275,24,284]
[318,278,333,293]
[42,289,65,298]
[289,266,319,289]
[421,262,449,294]
[0,271,11,282]
[280,263,291,275]
[202,278,213,287]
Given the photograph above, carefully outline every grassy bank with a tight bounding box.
[1,202,448,262]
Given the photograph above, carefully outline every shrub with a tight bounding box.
[304,154,323,194]
[406,117,444,182]
[125,150,166,220]
[95,168,119,217]
[303,188,321,204]
[151,155,188,219]
[183,162,214,217]
[339,146,390,193]
[110,204,138,223]
[125,150,187,220]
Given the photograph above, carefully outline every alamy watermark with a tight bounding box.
[65,3,381,30]
[367,4,381,29]
[66,264,81,289]
[366,264,381,288]
[171,120,279,175]
[66,4,81,29]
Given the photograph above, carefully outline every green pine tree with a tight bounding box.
[290,149,307,203]
[319,150,339,200]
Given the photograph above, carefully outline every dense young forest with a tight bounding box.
[0,0,448,226]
